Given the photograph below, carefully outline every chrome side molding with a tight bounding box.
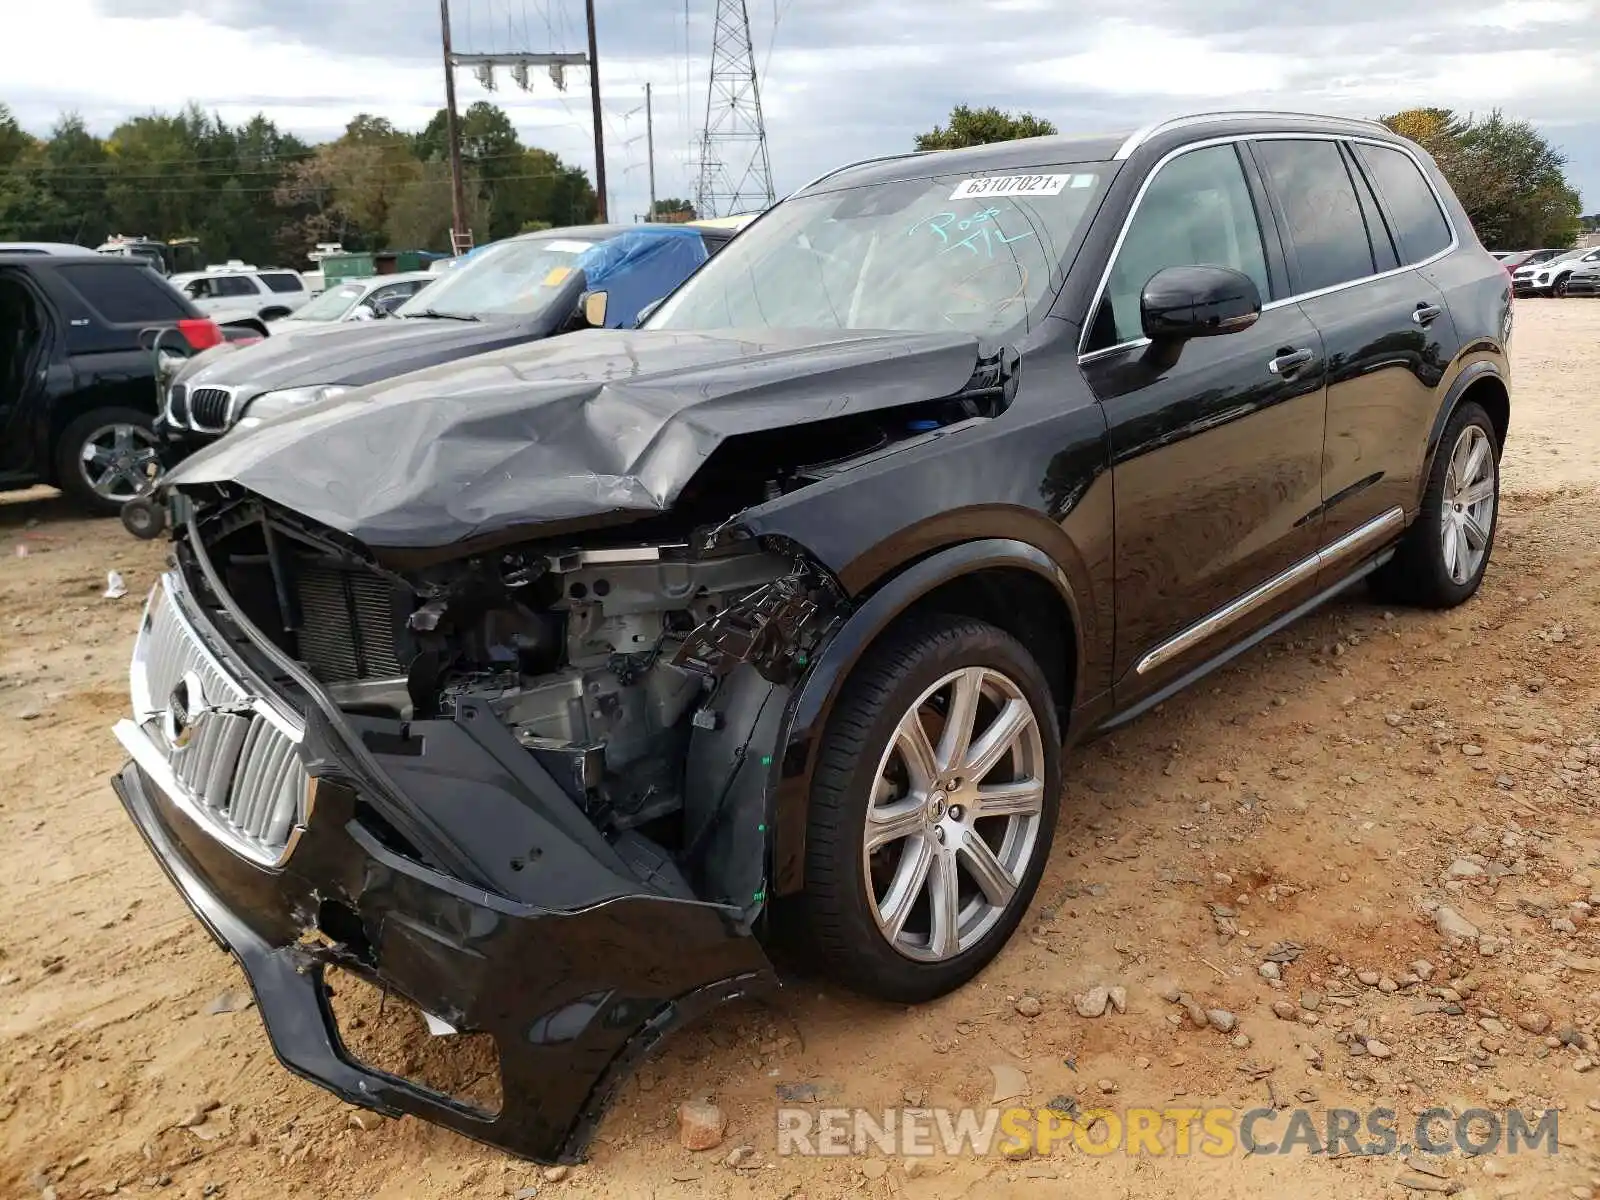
[1135,506,1405,675]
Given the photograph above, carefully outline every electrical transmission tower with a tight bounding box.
[694,0,774,219]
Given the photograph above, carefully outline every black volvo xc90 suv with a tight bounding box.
[110,111,1510,1161]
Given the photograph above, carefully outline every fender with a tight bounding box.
[763,537,1082,896]
[1417,359,1508,510]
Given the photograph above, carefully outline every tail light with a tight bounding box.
[176,317,224,352]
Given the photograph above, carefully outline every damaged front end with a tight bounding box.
[110,493,839,1162]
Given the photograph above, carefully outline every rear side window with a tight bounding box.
[212,275,260,298]
[1255,139,1375,293]
[259,271,305,294]
[1090,143,1271,350]
[1354,143,1453,264]
[1342,145,1399,274]
[56,263,187,323]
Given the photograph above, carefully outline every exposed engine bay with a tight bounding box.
[165,335,1020,910]
[175,492,833,908]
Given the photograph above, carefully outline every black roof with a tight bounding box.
[0,251,157,267]
[802,110,1406,196]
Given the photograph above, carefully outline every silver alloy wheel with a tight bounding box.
[1441,423,1496,585]
[862,666,1046,962]
[78,423,160,502]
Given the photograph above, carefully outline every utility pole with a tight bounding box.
[585,0,607,222]
[439,0,472,254]
[436,3,606,230]
[645,83,657,222]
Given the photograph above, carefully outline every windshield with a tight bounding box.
[287,283,365,321]
[648,166,1108,338]
[395,235,596,319]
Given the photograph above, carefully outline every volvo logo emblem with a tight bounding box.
[161,671,207,750]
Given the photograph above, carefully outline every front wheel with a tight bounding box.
[1554,274,1570,298]
[797,615,1060,1003]
[1372,401,1499,607]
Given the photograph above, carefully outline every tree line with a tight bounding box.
[0,100,598,269]
[917,105,1586,250]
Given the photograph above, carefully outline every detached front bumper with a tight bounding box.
[108,576,776,1162]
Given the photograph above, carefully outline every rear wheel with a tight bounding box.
[1372,401,1499,608]
[54,407,161,515]
[797,615,1060,1003]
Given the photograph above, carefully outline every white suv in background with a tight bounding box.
[169,264,310,330]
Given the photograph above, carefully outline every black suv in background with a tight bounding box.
[0,253,230,512]
[113,112,1509,1162]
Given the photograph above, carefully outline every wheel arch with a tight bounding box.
[46,382,157,484]
[767,538,1083,897]
[1417,364,1509,511]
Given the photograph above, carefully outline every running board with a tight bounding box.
[1134,507,1405,677]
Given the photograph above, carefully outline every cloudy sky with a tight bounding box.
[9,0,1600,229]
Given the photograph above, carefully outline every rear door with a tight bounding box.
[1079,140,1330,692]
[1250,136,1460,553]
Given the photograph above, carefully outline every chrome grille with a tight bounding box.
[189,387,234,432]
[118,574,309,866]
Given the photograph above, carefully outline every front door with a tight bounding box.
[1078,140,1329,694]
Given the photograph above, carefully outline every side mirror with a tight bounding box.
[1140,265,1261,345]
[581,290,609,328]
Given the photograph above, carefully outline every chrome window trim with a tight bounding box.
[1114,111,1392,161]
[1134,506,1405,675]
[1079,132,1459,362]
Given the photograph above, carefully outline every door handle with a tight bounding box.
[1412,303,1443,326]
[1267,348,1314,376]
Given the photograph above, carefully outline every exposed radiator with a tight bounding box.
[295,561,408,684]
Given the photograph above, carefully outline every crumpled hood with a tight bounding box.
[174,315,536,395]
[167,326,982,549]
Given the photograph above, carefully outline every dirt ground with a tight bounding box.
[4,299,1600,1200]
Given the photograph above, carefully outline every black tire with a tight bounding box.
[797,614,1061,1003]
[259,307,291,322]
[1553,274,1570,299]
[54,407,161,516]
[1372,400,1499,608]
[120,496,167,540]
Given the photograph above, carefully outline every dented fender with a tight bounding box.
[754,537,1083,897]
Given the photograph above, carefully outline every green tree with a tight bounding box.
[651,197,696,221]
[1381,107,1581,249]
[0,104,30,168]
[913,105,1057,151]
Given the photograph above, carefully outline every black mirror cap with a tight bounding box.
[1140,264,1262,343]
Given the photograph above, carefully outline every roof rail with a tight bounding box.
[1114,111,1391,160]
[785,149,932,200]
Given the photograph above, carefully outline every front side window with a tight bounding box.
[1088,143,1270,351]
[1353,143,1453,265]
[648,167,1108,340]
[1255,139,1375,293]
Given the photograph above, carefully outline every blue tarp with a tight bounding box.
[576,228,708,327]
